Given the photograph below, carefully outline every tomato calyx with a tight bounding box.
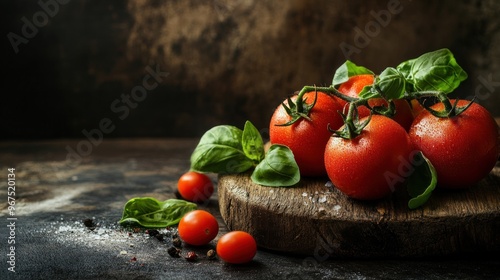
[411,91,475,118]
[276,87,319,126]
[328,102,372,140]
[275,85,358,127]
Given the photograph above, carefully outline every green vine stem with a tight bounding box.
[297,85,357,103]
[328,102,372,140]
[408,91,475,118]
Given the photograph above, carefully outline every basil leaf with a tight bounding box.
[251,144,300,187]
[332,60,374,87]
[190,125,255,174]
[396,48,467,94]
[407,152,437,209]
[119,197,196,228]
[242,120,265,162]
[358,67,406,100]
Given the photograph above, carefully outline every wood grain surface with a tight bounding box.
[218,164,500,258]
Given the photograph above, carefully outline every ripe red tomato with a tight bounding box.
[368,99,414,131]
[409,100,499,189]
[324,115,412,200]
[269,91,346,177]
[178,210,219,246]
[337,74,374,118]
[177,171,214,202]
[216,231,257,264]
[338,74,415,131]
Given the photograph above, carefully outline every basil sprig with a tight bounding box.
[337,48,467,101]
[190,121,300,187]
[119,197,196,228]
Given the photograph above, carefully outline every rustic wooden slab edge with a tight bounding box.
[218,164,500,258]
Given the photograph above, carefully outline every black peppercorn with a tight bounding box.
[147,229,160,237]
[172,237,182,248]
[167,247,181,258]
[83,218,96,231]
[155,233,164,241]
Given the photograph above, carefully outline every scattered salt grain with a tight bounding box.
[333,205,341,211]
[302,192,308,197]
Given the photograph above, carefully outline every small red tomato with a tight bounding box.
[178,210,219,246]
[409,100,499,189]
[216,231,257,264]
[177,171,214,202]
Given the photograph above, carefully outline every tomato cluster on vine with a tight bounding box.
[269,49,499,208]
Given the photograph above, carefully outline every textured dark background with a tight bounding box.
[2,0,500,139]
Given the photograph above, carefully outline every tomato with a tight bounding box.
[178,210,219,246]
[177,171,214,202]
[269,91,346,177]
[368,99,414,131]
[216,231,257,264]
[324,115,412,200]
[337,74,374,118]
[338,74,415,131]
[409,99,425,118]
[409,100,499,189]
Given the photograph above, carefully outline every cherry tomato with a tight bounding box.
[338,74,415,131]
[409,100,499,189]
[177,171,214,202]
[337,74,374,118]
[324,115,412,200]
[216,231,257,264]
[178,210,219,246]
[269,91,346,177]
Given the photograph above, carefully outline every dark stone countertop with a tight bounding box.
[0,139,499,280]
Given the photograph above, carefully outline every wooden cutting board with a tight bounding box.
[218,163,500,258]
[219,119,500,258]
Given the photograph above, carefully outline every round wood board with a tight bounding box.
[218,164,500,258]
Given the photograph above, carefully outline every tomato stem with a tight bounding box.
[410,91,475,118]
[299,85,358,103]
[275,86,319,126]
[328,102,371,140]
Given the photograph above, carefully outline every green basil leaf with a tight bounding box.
[119,197,196,228]
[407,152,437,209]
[190,125,255,174]
[396,48,467,94]
[358,84,378,99]
[332,60,374,87]
[251,144,300,187]
[376,67,407,99]
[242,120,265,162]
[358,67,406,100]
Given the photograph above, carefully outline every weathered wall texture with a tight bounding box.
[3,0,500,139]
